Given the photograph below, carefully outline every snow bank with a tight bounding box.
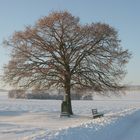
[29,108,139,140]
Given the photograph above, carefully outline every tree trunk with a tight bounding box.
[63,76,73,115]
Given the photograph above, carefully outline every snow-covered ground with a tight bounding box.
[0,90,140,140]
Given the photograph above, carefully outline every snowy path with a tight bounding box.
[104,110,140,140]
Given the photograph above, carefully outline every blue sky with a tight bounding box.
[0,0,140,87]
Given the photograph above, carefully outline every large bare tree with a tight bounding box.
[3,11,131,115]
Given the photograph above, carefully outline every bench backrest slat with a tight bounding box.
[92,109,98,115]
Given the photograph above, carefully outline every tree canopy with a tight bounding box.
[3,11,131,114]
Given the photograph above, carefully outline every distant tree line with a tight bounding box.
[8,89,93,100]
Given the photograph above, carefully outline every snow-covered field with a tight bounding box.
[0,90,140,140]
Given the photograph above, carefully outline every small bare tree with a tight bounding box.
[3,11,131,115]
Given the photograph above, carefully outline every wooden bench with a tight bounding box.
[92,109,104,119]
